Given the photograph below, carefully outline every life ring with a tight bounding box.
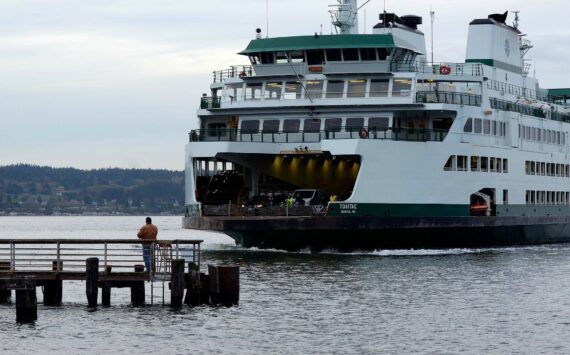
[439,66,452,75]
[238,71,247,78]
[359,128,369,139]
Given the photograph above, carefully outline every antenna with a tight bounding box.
[266,0,269,38]
[430,7,435,64]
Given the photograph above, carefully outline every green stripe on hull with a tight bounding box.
[326,203,470,217]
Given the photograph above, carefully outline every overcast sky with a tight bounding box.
[0,0,568,170]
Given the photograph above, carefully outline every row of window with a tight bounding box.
[525,190,570,205]
[444,155,509,173]
[249,48,391,66]
[524,161,570,177]
[519,125,566,146]
[463,118,508,137]
[220,117,390,135]
[224,78,412,102]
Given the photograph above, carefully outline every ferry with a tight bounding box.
[183,0,570,252]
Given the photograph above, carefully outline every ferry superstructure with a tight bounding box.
[183,1,570,251]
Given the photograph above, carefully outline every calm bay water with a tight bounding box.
[1,216,570,354]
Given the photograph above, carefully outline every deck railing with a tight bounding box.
[393,62,484,76]
[189,126,448,144]
[213,65,255,83]
[416,91,482,106]
[201,203,326,217]
[0,240,202,273]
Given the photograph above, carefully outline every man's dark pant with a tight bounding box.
[143,245,152,272]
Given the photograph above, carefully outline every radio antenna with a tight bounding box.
[430,6,435,64]
[266,0,269,38]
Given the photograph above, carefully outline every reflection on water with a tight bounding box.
[1,217,570,353]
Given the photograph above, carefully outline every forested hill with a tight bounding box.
[0,164,185,215]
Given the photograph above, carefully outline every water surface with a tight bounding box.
[1,216,570,354]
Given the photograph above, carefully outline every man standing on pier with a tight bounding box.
[137,217,158,272]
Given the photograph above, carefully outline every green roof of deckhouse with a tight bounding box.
[549,88,570,97]
[239,34,395,55]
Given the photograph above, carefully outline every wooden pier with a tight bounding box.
[0,239,239,323]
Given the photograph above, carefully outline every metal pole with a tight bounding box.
[56,242,61,271]
[430,8,435,65]
[10,242,15,272]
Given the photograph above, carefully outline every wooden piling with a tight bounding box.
[209,265,239,307]
[43,261,63,306]
[208,265,220,305]
[130,265,145,307]
[200,272,210,305]
[170,259,185,308]
[0,261,11,303]
[102,266,112,307]
[184,262,201,306]
[85,258,99,309]
[16,278,37,323]
[218,266,240,307]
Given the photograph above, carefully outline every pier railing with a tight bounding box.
[0,240,202,273]
[189,127,448,144]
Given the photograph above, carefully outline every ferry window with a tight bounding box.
[497,158,502,173]
[463,118,473,133]
[343,48,359,61]
[566,165,570,177]
[283,119,300,133]
[305,80,324,99]
[547,130,552,143]
[480,157,488,172]
[326,80,345,99]
[290,51,305,63]
[392,79,412,97]
[347,80,367,98]
[368,117,389,131]
[525,190,530,204]
[490,158,496,172]
[525,161,530,174]
[557,132,561,144]
[503,190,508,205]
[370,80,389,97]
[457,156,468,171]
[474,118,482,134]
[360,48,377,61]
[444,156,455,171]
[470,156,479,172]
[541,129,546,142]
[284,81,303,100]
[326,49,342,62]
[377,48,388,60]
[541,162,545,175]
[325,118,342,132]
[304,119,321,132]
[483,119,491,134]
[306,50,325,65]
[261,52,275,64]
[225,83,244,102]
[245,83,262,100]
[241,120,260,133]
[275,51,289,64]
[207,123,227,137]
[492,121,497,135]
[265,82,283,100]
[346,118,364,131]
[249,54,261,65]
[262,120,280,133]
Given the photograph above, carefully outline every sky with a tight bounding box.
[0,0,568,171]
